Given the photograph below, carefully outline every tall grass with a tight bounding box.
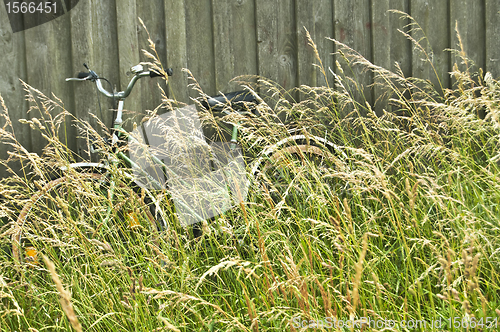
[0,16,499,331]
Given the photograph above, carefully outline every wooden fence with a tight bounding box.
[1,0,499,178]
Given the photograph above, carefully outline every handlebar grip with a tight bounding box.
[149,68,173,78]
[149,70,162,78]
[77,72,91,79]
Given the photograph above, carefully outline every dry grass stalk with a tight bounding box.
[42,255,83,332]
[351,233,368,319]
[157,316,181,332]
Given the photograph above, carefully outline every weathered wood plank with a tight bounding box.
[211,0,234,93]
[184,1,216,98]
[115,0,142,129]
[70,0,97,160]
[70,0,121,160]
[24,7,76,158]
[450,0,486,80]
[485,0,500,79]
[410,0,450,94]
[212,0,258,93]
[256,0,297,99]
[89,0,121,131]
[389,0,412,78]
[0,7,29,178]
[296,0,334,90]
[136,0,168,112]
[372,0,411,113]
[165,0,190,105]
[333,0,373,109]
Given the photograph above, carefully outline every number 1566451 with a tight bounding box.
[5,2,57,14]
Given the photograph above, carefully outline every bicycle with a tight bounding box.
[11,62,348,266]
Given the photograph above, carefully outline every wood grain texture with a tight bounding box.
[256,0,297,99]
[450,0,486,79]
[137,0,168,112]
[372,0,411,114]
[334,0,373,109]
[24,7,76,156]
[185,1,216,98]
[165,0,190,105]
[410,0,450,94]
[0,6,29,177]
[70,0,97,160]
[296,0,334,90]
[115,0,142,130]
[89,0,120,130]
[212,0,258,93]
[70,0,121,160]
[485,0,500,78]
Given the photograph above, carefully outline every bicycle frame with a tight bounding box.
[67,66,214,226]
[108,76,242,183]
[85,77,168,192]
[113,102,244,226]
[110,101,241,185]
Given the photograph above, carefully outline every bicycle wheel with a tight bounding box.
[251,135,349,207]
[12,171,161,267]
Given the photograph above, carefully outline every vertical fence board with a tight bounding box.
[165,0,190,105]
[372,0,410,113]
[212,0,258,93]
[410,0,450,94]
[136,0,168,113]
[296,0,334,90]
[184,1,216,98]
[450,0,485,80]
[0,8,29,178]
[115,0,142,129]
[389,0,411,78]
[485,0,500,79]
[70,0,120,160]
[334,0,373,108]
[89,0,120,132]
[256,0,297,98]
[70,0,96,160]
[24,10,75,157]
[211,0,233,93]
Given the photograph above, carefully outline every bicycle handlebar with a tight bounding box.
[66,64,173,100]
[150,68,173,77]
[77,72,91,79]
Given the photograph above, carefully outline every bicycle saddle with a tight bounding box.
[202,91,257,112]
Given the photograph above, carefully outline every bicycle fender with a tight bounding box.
[252,134,346,171]
[59,162,109,173]
[262,135,341,156]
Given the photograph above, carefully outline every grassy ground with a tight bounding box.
[0,24,499,331]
